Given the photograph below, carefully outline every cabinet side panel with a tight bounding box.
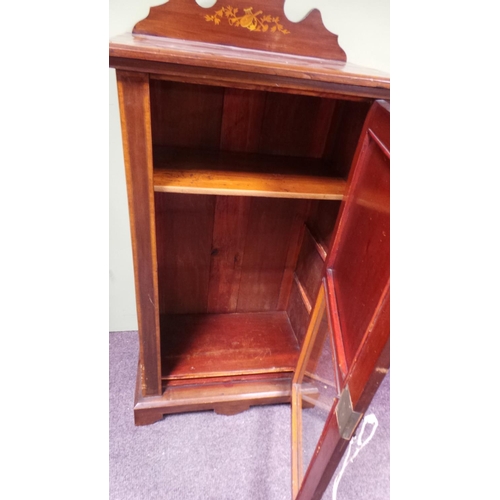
[306,200,342,252]
[277,200,311,311]
[287,278,311,348]
[116,71,162,396]
[155,193,216,314]
[295,229,324,307]
[150,80,224,149]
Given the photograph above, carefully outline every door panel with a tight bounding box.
[292,100,390,500]
[291,283,340,496]
[329,133,390,368]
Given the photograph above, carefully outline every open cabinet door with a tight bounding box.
[291,100,390,500]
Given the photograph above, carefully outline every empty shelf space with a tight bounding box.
[153,147,346,200]
[160,311,301,380]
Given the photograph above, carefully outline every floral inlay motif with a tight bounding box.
[205,6,291,34]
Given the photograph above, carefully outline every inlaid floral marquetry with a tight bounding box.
[205,6,291,34]
[130,0,347,62]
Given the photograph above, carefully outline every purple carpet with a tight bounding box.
[110,331,389,499]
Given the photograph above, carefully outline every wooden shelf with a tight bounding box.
[153,147,346,200]
[160,311,301,380]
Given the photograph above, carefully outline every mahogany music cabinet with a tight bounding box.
[110,1,389,497]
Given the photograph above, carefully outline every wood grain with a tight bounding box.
[323,100,372,178]
[292,283,326,386]
[277,200,310,310]
[291,383,303,498]
[116,70,162,397]
[296,289,389,500]
[306,200,342,254]
[297,101,390,500]
[329,122,390,367]
[150,80,224,149]
[220,88,267,152]
[134,369,294,422]
[258,93,337,158]
[156,193,312,315]
[154,193,216,314]
[325,270,348,380]
[207,196,251,313]
[294,406,344,500]
[132,0,346,61]
[153,168,346,199]
[112,55,388,101]
[348,284,390,408]
[291,284,329,497]
[293,275,312,314]
[236,198,301,311]
[303,306,338,393]
[109,34,390,94]
[152,147,346,200]
[287,277,311,348]
[160,311,300,379]
[295,228,325,306]
[162,371,292,388]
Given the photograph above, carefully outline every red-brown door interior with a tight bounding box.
[292,101,390,500]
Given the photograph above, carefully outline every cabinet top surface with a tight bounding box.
[109,0,389,91]
[109,33,389,89]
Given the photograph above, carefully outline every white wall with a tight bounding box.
[109,0,389,332]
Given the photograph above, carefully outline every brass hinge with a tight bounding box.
[335,385,363,440]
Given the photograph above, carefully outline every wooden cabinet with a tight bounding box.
[110,1,389,498]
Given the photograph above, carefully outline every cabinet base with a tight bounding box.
[133,364,293,425]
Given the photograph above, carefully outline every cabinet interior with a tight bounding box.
[149,79,371,388]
